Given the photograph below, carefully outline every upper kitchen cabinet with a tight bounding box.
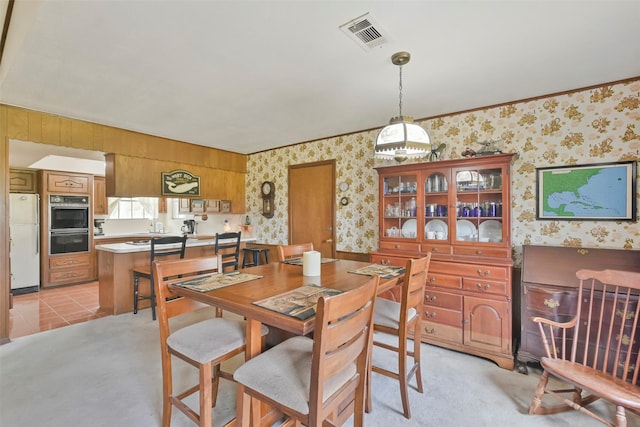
[105,153,246,213]
[93,176,107,215]
[9,168,38,193]
[45,171,91,194]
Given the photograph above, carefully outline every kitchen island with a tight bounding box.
[95,235,256,315]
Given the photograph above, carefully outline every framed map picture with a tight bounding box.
[536,161,636,221]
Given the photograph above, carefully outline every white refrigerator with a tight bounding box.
[10,193,40,291]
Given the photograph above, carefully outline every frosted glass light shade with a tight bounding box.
[374,116,430,162]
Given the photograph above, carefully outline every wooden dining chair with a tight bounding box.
[366,253,431,419]
[214,231,241,272]
[153,255,268,427]
[528,269,640,427]
[233,275,380,427]
[132,234,187,320]
[277,242,313,261]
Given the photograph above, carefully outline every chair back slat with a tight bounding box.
[153,256,223,342]
[309,275,379,416]
[150,235,188,262]
[215,232,241,271]
[277,243,314,261]
[540,269,640,385]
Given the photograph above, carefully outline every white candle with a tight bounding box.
[302,251,321,277]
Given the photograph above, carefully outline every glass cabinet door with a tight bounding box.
[382,174,418,239]
[423,171,449,241]
[454,167,503,243]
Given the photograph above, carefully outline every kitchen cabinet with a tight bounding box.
[40,170,94,288]
[516,244,640,372]
[9,168,38,193]
[93,176,107,215]
[47,253,93,287]
[46,171,91,194]
[371,153,516,369]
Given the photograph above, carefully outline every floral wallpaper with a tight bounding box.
[247,79,640,267]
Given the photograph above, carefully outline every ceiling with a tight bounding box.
[1,1,639,161]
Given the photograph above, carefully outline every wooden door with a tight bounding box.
[288,161,335,258]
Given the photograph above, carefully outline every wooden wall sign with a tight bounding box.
[162,170,201,196]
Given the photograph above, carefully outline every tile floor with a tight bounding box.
[9,282,111,339]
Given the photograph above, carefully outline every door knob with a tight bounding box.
[324,238,333,243]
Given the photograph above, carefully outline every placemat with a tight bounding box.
[282,257,339,266]
[252,284,343,320]
[172,272,263,292]
[350,264,405,279]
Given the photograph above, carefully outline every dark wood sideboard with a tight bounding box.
[516,244,640,373]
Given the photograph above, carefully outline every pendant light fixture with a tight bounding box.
[374,51,430,163]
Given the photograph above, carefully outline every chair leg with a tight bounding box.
[236,384,251,427]
[211,363,220,407]
[529,370,550,414]
[365,340,373,413]
[413,329,423,394]
[199,362,213,427]
[615,405,628,427]
[133,273,139,315]
[398,337,411,419]
[161,353,172,427]
[150,277,157,321]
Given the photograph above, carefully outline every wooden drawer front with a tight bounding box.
[370,254,409,268]
[420,243,451,255]
[462,277,508,296]
[421,321,463,344]
[524,284,578,316]
[426,273,461,289]
[49,268,92,283]
[422,306,461,327]
[378,241,420,252]
[454,263,508,281]
[424,288,462,311]
[50,253,91,269]
[453,246,510,258]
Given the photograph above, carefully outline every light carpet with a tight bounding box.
[1,308,637,427]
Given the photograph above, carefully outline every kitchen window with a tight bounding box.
[108,197,158,220]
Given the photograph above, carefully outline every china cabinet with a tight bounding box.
[371,153,516,369]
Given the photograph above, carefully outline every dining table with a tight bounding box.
[166,258,404,426]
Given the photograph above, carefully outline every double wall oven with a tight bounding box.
[49,195,90,254]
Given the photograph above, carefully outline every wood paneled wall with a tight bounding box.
[0,104,249,342]
[106,154,246,211]
[3,105,246,173]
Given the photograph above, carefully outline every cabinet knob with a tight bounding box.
[476,283,482,289]
[424,327,436,334]
[431,247,439,252]
[476,250,482,255]
[485,284,491,290]
[430,276,436,282]
[395,244,400,249]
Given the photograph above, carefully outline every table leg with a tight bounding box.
[236,319,264,426]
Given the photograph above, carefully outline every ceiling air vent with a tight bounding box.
[339,13,389,51]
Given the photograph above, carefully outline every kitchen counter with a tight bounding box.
[96,235,256,315]
[95,236,256,254]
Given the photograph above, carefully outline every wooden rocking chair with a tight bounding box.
[528,269,640,427]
